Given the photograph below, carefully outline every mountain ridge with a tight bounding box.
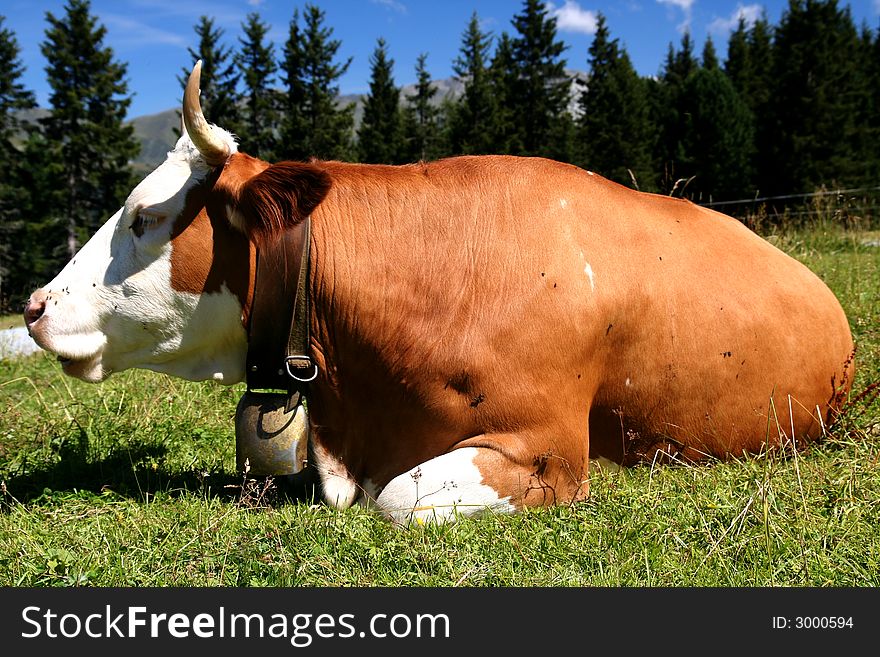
[18,70,588,174]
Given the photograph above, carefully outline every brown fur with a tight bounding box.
[169,164,253,309]
[173,154,855,509]
[233,159,332,247]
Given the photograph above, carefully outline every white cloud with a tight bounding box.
[549,1,599,35]
[247,0,264,6]
[657,0,695,9]
[708,4,763,33]
[371,0,407,13]
[101,14,188,48]
[657,0,695,32]
[128,0,245,28]
[874,0,880,14]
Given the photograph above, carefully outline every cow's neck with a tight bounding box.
[244,217,315,395]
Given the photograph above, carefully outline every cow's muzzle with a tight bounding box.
[23,289,47,330]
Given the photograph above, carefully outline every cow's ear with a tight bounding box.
[234,161,332,245]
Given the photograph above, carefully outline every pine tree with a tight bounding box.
[862,22,880,183]
[670,32,698,81]
[769,0,867,193]
[0,16,36,310]
[18,130,60,298]
[510,0,571,158]
[237,12,278,160]
[41,0,139,260]
[679,67,755,201]
[279,9,308,160]
[358,38,402,163]
[652,30,754,200]
[435,96,458,158]
[850,22,878,186]
[488,32,523,155]
[724,17,750,92]
[179,16,242,137]
[279,5,355,161]
[577,14,653,189]
[724,15,773,197]
[0,17,33,148]
[448,11,495,155]
[745,17,776,196]
[401,54,441,162]
[653,33,699,193]
[702,36,719,69]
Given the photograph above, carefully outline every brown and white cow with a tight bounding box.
[24,62,854,524]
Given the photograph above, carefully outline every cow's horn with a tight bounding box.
[183,60,230,166]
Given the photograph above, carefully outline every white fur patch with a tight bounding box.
[375,447,515,525]
[584,261,595,292]
[311,439,360,509]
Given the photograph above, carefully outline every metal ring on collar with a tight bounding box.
[285,356,318,382]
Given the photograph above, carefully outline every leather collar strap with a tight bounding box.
[245,217,316,395]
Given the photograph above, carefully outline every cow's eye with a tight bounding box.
[131,209,165,237]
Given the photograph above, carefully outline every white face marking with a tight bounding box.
[375,447,515,526]
[559,198,568,209]
[29,133,246,383]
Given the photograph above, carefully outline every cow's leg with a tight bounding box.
[371,444,589,526]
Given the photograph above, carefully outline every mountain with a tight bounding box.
[9,105,180,178]
[14,107,51,126]
[126,75,472,172]
[21,71,589,174]
[130,108,181,177]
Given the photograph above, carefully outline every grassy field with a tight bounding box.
[0,225,877,587]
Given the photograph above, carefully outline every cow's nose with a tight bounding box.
[24,290,48,328]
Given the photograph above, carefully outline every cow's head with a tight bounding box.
[24,61,331,384]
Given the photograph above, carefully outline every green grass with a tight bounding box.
[1,225,878,587]
[0,314,24,329]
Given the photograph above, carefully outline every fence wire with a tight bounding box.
[698,186,880,229]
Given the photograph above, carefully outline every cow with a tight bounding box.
[24,62,855,525]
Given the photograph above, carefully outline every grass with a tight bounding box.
[0,314,24,329]
[0,223,878,587]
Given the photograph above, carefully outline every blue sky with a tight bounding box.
[4,0,880,118]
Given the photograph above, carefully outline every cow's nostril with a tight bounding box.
[24,297,46,327]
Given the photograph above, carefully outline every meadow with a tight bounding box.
[0,223,877,587]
